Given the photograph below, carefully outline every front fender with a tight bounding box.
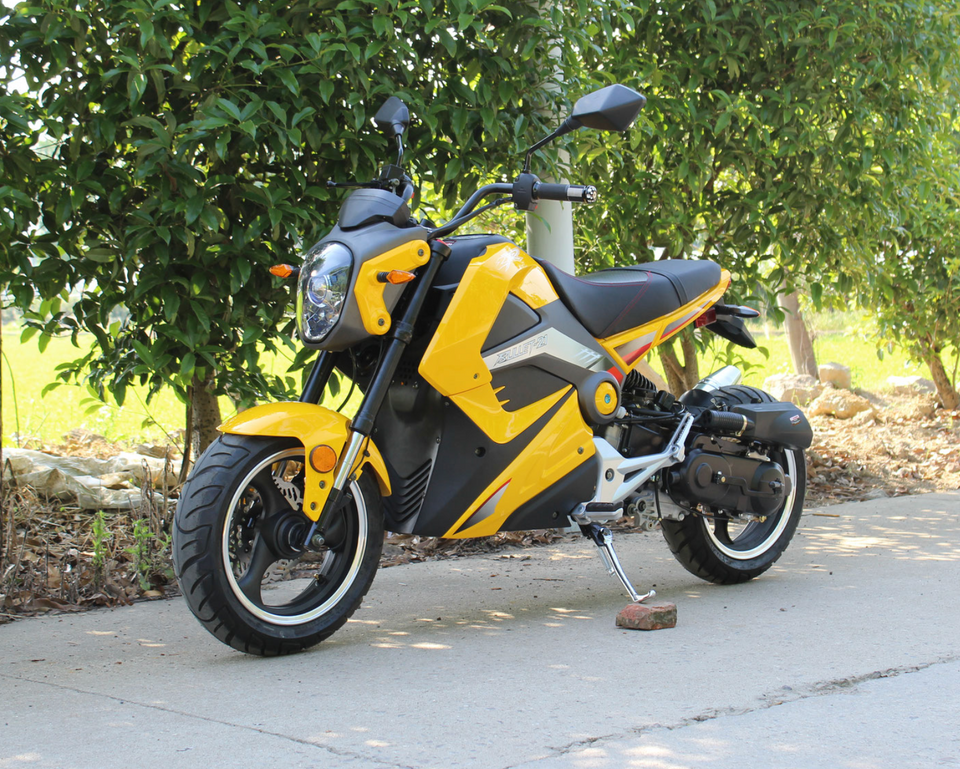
[219,403,391,522]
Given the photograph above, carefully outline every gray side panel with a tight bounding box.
[481,299,619,393]
[482,295,541,352]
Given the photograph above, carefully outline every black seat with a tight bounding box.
[537,259,722,339]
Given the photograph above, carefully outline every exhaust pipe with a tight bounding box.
[694,365,742,392]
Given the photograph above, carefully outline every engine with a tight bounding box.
[664,443,790,517]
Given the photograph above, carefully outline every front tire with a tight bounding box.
[661,385,807,584]
[173,434,383,656]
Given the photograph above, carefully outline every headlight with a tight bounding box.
[296,242,353,343]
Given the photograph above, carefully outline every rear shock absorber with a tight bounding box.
[623,369,658,394]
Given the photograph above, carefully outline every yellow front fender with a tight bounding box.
[219,403,391,522]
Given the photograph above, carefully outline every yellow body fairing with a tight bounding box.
[599,269,731,374]
[442,394,595,538]
[418,244,563,443]
[354,240,430,335]
[219,403,391,521]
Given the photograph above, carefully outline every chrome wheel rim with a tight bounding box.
[221,448,368,626]
[704,450,798,561]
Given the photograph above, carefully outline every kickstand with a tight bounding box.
[579,522,656,604]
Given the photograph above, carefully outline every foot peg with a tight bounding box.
[578,521,655,603]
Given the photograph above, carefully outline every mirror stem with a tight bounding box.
[395,135,404,167]
[522,117,581,173]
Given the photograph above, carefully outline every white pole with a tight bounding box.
[525,0,575,274]
[526,194,575,273]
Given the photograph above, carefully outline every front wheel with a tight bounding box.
[173,434,383,656]
[661,385,807,584]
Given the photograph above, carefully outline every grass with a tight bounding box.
[705,322,929,392]
[1,311,939,446]
[1,330,336,446]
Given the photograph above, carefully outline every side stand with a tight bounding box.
[577,521,655,604]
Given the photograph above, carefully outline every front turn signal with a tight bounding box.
[376,270,416,284]
[270,264,300,279]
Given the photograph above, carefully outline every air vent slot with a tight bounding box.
[385,459,433,523]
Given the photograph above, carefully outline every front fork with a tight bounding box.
[300,240,451,548]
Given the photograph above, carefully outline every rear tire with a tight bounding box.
[173,434,383,656]
[661,385,806,584]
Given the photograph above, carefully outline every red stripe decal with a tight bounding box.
[622,344,652,365]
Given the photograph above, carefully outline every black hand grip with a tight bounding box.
[533,182,599,204]
[700,409,754,438]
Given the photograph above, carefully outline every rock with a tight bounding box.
[910,397,937,419]
[763,374,823,405]
[806,389,874,419]
[1,448,176,510]
[61,428,108,445]
[132,443,175,459]
[97,472,135,490]
[852,408,878,425]
[819,362,852,390]
[616,601,677,630]
[886,375,936,395]
[863,489,889,500]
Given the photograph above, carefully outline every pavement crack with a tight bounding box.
[0,671,416,769]
[504,655,960,768]
[648,655,960,736]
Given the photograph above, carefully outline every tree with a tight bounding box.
[856,125,960,410]
[0,0,584,460]
[556,0,959,389]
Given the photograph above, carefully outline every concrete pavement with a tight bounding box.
[2,491,959,768]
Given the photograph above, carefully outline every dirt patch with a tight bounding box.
[805,394,960,506]
[2,395,957,624]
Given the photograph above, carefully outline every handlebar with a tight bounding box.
[427,175,599,240]
[532,182,598,204]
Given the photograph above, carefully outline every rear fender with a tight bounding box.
[219,403,391,522]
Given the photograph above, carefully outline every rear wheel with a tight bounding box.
[173,434,383,655]
[661,385,806,584]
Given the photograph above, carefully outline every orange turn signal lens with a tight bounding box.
[376,270,416,284]
[309,445,338,473]
[269,264,299,279]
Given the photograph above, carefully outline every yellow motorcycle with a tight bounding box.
[173,85,812,656]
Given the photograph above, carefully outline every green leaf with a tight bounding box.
[185,196,204,225]
[85,248,115,263]
[140,19,155,48]
[714,111,732,135]
[218,98,242,121]
[810,282,823,309]
[200,205,220,231]
[180,352,196,377]
[276,68,300,96]
[127,72,147,106]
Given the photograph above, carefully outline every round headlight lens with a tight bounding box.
[296,242,353,343]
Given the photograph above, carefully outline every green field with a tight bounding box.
[1,314,933,447]
[705,320,928,392]
[1,330,327,446]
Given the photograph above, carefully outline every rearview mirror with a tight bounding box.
[521,84,646,173]
[569,84,646,132]
[374,96,410,138]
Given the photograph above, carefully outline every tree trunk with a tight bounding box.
[924,349,960,410]
[778,292,818,378]
[191,368,222,459]
[178,394,194,484]
[1,325,3,492]
[657,328,701,396]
